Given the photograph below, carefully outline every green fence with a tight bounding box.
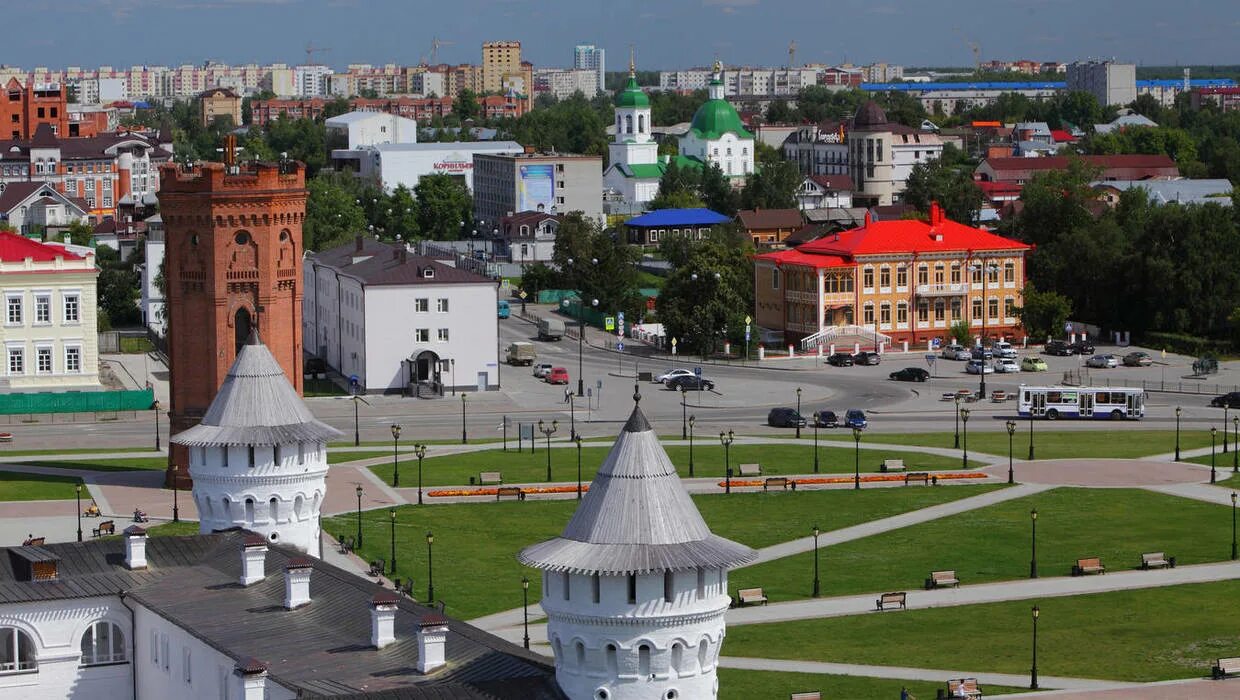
[0,388,155,415]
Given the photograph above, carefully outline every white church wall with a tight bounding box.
[0,597,132,700]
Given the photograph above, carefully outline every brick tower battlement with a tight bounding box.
[159,160,308,486]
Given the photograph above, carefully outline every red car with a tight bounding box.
[547,367,570,385]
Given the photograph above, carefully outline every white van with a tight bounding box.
[993,341,1018,359]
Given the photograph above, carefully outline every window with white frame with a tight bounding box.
[437,328,449,342]
[35,347,52,374]
[1004,261,1016,283]
[80,621,126,666]
[6,295,21,325]
[34,294,50,324]
[414,298,428,312]
[863,303,875,325]
[879,303,891,325]
[436,298,449,312]
[63,293,80,323]
[7,347,23,375]
[415,328,429,343]
[862,267,874,289]
[1,626,37,673]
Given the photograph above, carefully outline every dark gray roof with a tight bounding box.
[519,404,756,576]
[309,238,493,287]
[1,530,561,699]
[171,334,341,447]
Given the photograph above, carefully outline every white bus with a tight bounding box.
[1017,385,1145,420]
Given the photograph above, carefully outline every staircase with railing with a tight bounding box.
[799,324,893,352]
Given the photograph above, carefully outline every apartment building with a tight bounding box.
[1067,60,1137,106]
[472,151,603,225]
[573,44,606,95]
[0,78,68,140]
[198,87,241,127]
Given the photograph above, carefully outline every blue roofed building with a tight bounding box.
[623,207,731,245]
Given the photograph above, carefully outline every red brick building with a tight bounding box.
[251,96,459,127]
[0,78,69,141]
[159,161,307,483]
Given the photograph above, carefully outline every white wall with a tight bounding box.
[141,238,165,337]
[364,142,524,193]
[0,597,132,700]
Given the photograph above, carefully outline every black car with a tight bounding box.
[668,375,715,391]
[814,410,838,428]
[852,351,882,366]
[767,407,807,428]
[1044,340,1073,356]
[890,367,930,382]
[1211,392,1240,409]
[826,352,855,367]
[1070,340,1096,355]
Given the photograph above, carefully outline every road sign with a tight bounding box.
[745,330,751,342]
[745,315,752,324]
[617,342,624,351]
[671,337,678,346]
[587,387,593,397]
[604,317,615,331]
[924,354,936,363]
[694,366,702,377]
[617,311,625,337]
[597,379,603,389]
[519,290,527,300]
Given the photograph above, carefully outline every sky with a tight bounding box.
[6,0,1239,71]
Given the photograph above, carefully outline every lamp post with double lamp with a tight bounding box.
[953,394,962,449]
[75,483,83,542]
[390,424,402,488]
[1211,427,1218,484]
[521,576,531,649]
[969,260,999,399]
[720,430,734,494]
[425,531,435,603]
[1233,416,1239,472]
[1175,406,1182,461]
[1231,492,1237,561]
[688,415,696,478]
[152,399,161,452]
[573,434,583,500]
[1225,405,1231,454]
[389,509,397,574]
[811,524,821,598]
[960,408,971,468]
[414,444,427,505]
[1029,508,1039,579]
[1006,420,1017,484]
[852,426,862,490]
[795,387,803,439]
[539,420,558,482]
[355,485,364,548]
[1030,605,1040,690]
[460,393,468,444]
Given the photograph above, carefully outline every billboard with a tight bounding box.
[518,164,555,213]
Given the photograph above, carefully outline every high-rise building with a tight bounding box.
[573,43,605,96]
[1067,60,1137,106]
[481,41,526,94]
[159,160,308,485]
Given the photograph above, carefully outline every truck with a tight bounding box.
[537,317,565,341]
[506,341,536,366]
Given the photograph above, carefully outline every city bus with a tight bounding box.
[1017,385,1145,420]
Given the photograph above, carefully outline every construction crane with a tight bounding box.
[969,41,982,73]
[788,40,797,69]
[429,37,454,65]
[305,41,331,65]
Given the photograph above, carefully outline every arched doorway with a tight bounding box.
[234,307,252,352]
[406,349,442,397]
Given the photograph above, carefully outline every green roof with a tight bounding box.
[689,98,753,140]
[615,76,650,108]
[615,157,707,180]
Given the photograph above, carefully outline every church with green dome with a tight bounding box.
[604,59,755,208]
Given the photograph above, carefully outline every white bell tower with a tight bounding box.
[609,51,658,169]
[172,332,342,557]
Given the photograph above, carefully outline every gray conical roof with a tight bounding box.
[171,333,341,447]
[518,403,756,575]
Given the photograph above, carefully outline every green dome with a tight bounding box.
[615,76,650,108]
[689,98,753,140]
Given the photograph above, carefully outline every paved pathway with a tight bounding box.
[999,678,1237,698]
[986,458,1210,487]
[1145,482,1238,506]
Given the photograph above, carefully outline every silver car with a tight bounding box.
[965,359,995,374]
[1086,354,1119,369]
[994,358,1021,373]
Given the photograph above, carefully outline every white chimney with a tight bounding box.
[283,558,313,609]
[416,613,449,674]
[370,591,399,649]
[234,658,268,700]
[123,525,148,570]
[240,535,268,586]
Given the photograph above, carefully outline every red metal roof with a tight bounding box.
[797,214,1029,257]
[755,249,849,269]
[0,231,87,263]
[1050,129,1078,143]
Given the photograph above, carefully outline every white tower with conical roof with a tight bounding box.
[520,390,756,700]
[172,333,341,557]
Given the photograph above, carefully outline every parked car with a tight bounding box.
[1044,340,1073,356]
[890,367,930,382]
[994,358,1021,373]
[668,375,714,392]
[768,407,807,428]
[826,352,855,367]
[971,347,994,361]
[1123,351,1153,367]
[844,409,868,429]
[814,410,838,428]
[965,359,994,375]
[497,300,510,319]
[942,344,972,360]
[993,341,1018,359]
[1070,340,1096,355]
[532,362,554,378]
[1210,392,1240,409]
[1021,356,1049,372]
[853,351,882,366]
[546,367,570,385]
[1086,354,1119,369]
[655,368,694,384]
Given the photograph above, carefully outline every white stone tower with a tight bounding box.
[608,54,657,171]
[172,332,341,557]
[520,391,756,700]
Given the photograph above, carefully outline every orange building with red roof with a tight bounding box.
[754,203,1031,349]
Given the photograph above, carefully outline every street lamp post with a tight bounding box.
[1175,406,1182,461]
[1030,606,1040,690]
[569,392,576,440]
[1029,508,1038,579]
[425,531,435,603]
[681,386,689,439]
[953,394,962,449]
[795,387,802,439]
[813,416,820,473]
[852,426,862,490]
[1232,492,1237,561]
[720,430,734,494]
[1226,405,1231,454]
[171,464,180,522]
[389,509,397,574]
[539,420,558,482]
[461,394,468,444]
[390,424,402,488]
[153,399,161,452]
[1234,416,1239,473]
[960,408,971,468]
[1028,404,1036,461]
[1211,427,1218,484]
[811,525,821,597]
[75,483,83,542]
[970,261,998,399]
[355,485,364,548]
[521,576,531,649]
[573,434,583,500]
[415,444,427,505]
[1006,420,1017,484]
[688,415,696,478]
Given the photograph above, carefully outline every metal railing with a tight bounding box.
[1062,368,1238,395]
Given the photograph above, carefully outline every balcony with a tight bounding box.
[915,283,968,297]
[785,290,818,304]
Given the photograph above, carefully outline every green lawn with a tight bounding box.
[324,485,1003,620]
[0,471,82,501]
[21,457,168,472]
[729,487,1235,603]
[0,447,148,457]
[872,429,1214,460]
[724,579,1240,682]
[119,336,155,353]
[144,520,202,537]
[717,669,1027,699]
[368,443,984,488]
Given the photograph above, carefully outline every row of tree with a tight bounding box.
[649,145,802,215]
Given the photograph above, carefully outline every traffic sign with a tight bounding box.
[519,290,527,300]
[617,342,624,351]
[694,367,702,377]
[745,330,751,341]
[604,317,615,331]
[744,315,752,324]
[924,354,936,363]
[671,337,678,346]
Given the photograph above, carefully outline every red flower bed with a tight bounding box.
[428,484,590,498]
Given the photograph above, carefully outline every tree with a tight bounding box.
[382,185,418,239]
[321,97,352,120]
[656,234,754,355]
[1015,284,1073,341]
[949,320,972,347]
[64,221,94,247]
[902,157,984,224]
[765,99,797,124]
[518,263,561,297]
[454,89,481,122]
[699,163,739,216]
[551,213,641,318]
[303,174,367,251]
[414,174,472,240]
[650,160,703,210]
[741,159,799,210]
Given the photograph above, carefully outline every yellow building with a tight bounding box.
[199,87,242,127]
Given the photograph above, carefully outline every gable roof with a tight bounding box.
[0,181,85,215]
[797,211,1030,257]
[0,230,88,263]
[624,208,730,228]
[980,154,1178,176]
[807,174,855,192]
[736,208,804,230]
[310,237,493,287]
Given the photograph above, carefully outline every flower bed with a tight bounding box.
[428,484,590,498]
[720,472,990,488]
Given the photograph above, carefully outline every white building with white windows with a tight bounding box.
[303,236,500,395]
[325,110,419,150]
[678,62,755,179]
[520,397,757,700]
[332,141,524,194]
[573,44,606,96]
[0,231,98,391]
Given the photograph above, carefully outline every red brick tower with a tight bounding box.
[159,161,307,485]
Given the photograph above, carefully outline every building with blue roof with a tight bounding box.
[623,208,730,246]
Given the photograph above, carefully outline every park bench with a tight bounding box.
[944,677,982,698]
[875,591,907,611]
[1140,552,1173,569]
[738,463,762,477]
[398,579,415,599]
[1072,557,1106,576]
[789,693,821,700]
[92,520,115,538]
[925,570,960,590]
[478,471,503,485]
[368,559,385,577]
[880,458,906,472]
[1212,656,1240,680]
[763,477,795,491]
[736,588,768,606]
[904,472,930,486]
[22,536,44,546]
[496,486,526,501]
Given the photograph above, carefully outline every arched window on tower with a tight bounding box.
[605,643,619,675]
[637,644,651,677]
[244,498,255,525]
[624,115,633,134]
[574,640,585,668]
[234,307,252,354]
[268,497,278,524]
[638,114,645,133]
